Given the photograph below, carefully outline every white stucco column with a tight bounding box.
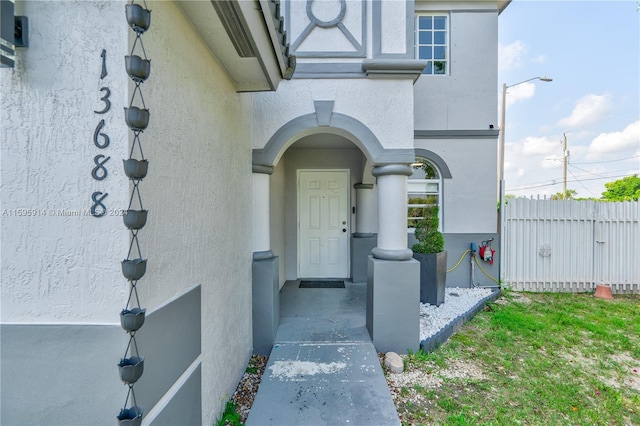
[252,164,274,259]
[354,183,375,236]
[371,164,413,260]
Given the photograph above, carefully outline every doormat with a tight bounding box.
[299,280,345,289]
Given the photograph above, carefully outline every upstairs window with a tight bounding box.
[408,158,442,230]
[416,14,449,75]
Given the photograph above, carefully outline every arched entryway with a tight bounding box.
[251,101,420,354]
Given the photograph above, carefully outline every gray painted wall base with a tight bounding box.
[366,256,420,353]
[135,286,202,422]
[150,365,202,426]
[351,235,376,283]
[1,324,123,425]
[0,287,203,426]
[408,232,500,288]
[252,256,280,355]
[442,233,500,288]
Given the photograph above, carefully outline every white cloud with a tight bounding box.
[587,120,640,158]
[542,155,563,169]
[499,40,527,71]
[505,82,536,107]
[568,143,588,159]
[520,136,560,156]
[531,54,546,64]
[558,94,611,128]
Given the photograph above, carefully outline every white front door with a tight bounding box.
[298,170,350,278]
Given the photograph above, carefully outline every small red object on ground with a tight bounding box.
[594,284,614,300]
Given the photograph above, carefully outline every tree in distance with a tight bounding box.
[601,174,640,201]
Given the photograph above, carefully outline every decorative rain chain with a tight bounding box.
[118,2,151,425]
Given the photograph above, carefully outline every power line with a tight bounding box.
[572,154,640,165]
[570,166,640,177]
[567,168,599,198]
[506,173,634,191]
[569,164,610,178]
[509,167,640,190]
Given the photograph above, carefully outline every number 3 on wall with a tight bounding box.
[94,87,111,114]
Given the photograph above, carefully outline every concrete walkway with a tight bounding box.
[246,281,400,426]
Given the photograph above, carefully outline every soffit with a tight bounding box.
[291,134,358,150]
[416,0,510,13]
[177,0,295,92]
[498,0,512,14]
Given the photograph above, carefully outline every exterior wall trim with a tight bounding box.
[451,9,500,13]
[211,1,257,58]
[253,250,275,260]
[354,183,374,190]
[253,106,415,166]
[414,148,453,178]
[362,59,427,81]
[372,164,413,177]
[372,247,414,260]
[372,0,415,59]
[287,0,367,58]
[211,0,276,90]
[252,164,274,174]
[292,63,365,79]
[414,129,499,139]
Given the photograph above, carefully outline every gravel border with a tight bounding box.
[420,286,501,353]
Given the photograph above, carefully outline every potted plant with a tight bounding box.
[412,205,447,306]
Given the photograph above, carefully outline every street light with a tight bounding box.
[497,75,552,283]
[498,76,553,187]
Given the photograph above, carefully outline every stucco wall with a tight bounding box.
[416,138,497,234]
[1,1,129,324]
[254,79,416,157]
[412,4,499,235]
[124,2,253,424]
[0,2,130,424]
[413,8,499,130]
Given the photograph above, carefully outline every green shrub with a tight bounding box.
[412,206,444,253]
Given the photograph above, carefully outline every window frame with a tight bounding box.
[415,13,450,76]
[408,158,443,232]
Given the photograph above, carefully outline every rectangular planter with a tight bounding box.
[413,251,447,306]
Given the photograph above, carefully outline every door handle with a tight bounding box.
[343,228,347,232]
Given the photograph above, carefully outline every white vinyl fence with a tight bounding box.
[502,198,640,293]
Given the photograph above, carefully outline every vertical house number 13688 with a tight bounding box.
[91,49,110,217]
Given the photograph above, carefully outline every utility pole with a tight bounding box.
[562,133,569,196]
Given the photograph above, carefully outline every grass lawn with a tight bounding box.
[386,291,640,425]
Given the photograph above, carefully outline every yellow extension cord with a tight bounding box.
[446,250,470,273]
[446,249,500,285]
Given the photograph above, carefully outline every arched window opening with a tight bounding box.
[408,157,442,230]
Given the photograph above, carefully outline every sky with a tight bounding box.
[498,0,640,199]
